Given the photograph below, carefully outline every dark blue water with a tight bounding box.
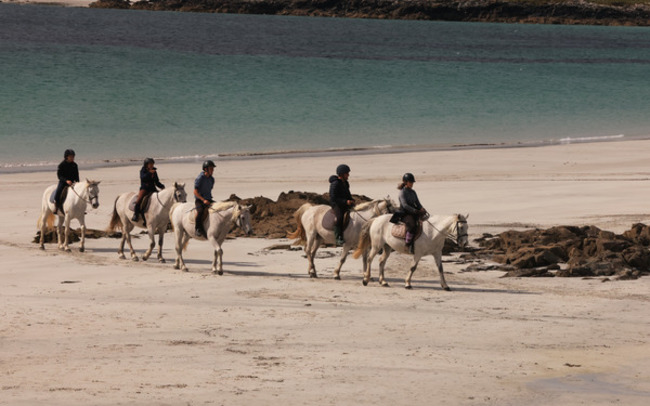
[1,3,649,169]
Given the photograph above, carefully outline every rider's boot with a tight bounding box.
[334,226,345,246]
[405,231,415,254]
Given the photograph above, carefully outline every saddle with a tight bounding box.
[128,192,152,214]
[49,186,69,205]
[187,205,210,226]
[321,209,350,231]
[391,222,423,241]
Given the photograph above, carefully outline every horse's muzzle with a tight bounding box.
[92,203,99,209]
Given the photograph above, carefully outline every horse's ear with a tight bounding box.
[465,213,470,219]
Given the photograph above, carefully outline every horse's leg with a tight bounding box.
[156,229,165,263]
[123,222,139,261]
[405,254,423,290]
[333,242,351,280]
[78,216,86,253]
[62,215,72,252]
[56,215,64,250]
[117,228,127,259]
[173,227,183,270]
[377,244,392,287]
[177,232,191,272]
[434,253,450,291]
[141,223,156,262]
[363,245,379,286]
[209,236,224,275]
[39,208,48,250]
[308,238,322,278]
[304,233,317,278]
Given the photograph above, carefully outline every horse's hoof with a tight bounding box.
[64,248,71,253]
[309,273,318,279]
[362,280,368,286]
[213,270,223,275]
[79,247,84,253]
[334,275,341,280]
[39,246,45,251]
[173,264,180,270]
[159,258,166,264]
[381,282,390,288]
[405,285,413,290]
[118,254,126,260]
[142,256,149,262]
[443,287,451,292]
[131,257,139,262]
[182,267,188,272]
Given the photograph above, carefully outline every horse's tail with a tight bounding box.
[37,210,55,232]
[107,196,122,233]
[352,218,375,259]
[286,203,312,244]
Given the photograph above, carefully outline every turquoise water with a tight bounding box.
[1,4,649,170]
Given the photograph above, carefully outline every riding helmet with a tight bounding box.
[64,149,76,158]
[143,157,155,166]
[336,164,351,176]
[402,172,416,183]
[202,160,216,170]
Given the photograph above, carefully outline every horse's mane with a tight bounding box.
[208,200,238,213]
[352,200,378,211]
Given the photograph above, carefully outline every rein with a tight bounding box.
[352,200,384,223]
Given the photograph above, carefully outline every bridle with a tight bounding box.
[70,182,99,207]
[426,216,468,246]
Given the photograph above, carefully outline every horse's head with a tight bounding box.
[86,179,101,209]
[235,204,254,236]
[173,182,187,203]
[381,195,398,214]
[455,213,469,249]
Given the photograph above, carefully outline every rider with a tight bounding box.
[194,160,216,238]
[54,149,80,214]
[329,164,355,246]
[397,172,427,253]
[132,157,165,225]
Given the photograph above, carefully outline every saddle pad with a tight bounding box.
[128,192,152,213]
[49,186,69,204]
[391,223,423,240]
[321,209,350,231]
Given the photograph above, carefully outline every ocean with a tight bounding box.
[1,3,649,171]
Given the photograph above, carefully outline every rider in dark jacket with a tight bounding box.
[194,160,216,238]
[132,158,165,224]
[396,172,427,253]
[329,164,355,246]
[54,149,80,214]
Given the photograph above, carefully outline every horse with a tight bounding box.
[37,179,101,252]
[287,197,396,279]
[353,213,468,290]
[169,200,253,274]
[107,182,187,263]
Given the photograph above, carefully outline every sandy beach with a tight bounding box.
[2,140,650,405]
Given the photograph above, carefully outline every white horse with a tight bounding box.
[169,201,253,274]
[38,179,101,252]
[287,197,396,279]
[353,213,468,290]
[107,182,187,263]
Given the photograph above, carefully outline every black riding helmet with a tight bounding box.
[336,164,351,176]
[202,160,216,170]
[402,172,416,183]
[64,149,75,159]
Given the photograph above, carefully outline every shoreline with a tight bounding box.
[1,133,641,174]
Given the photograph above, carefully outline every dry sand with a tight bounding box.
[2,140,650,405]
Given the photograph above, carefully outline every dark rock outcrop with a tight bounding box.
[474,224,650,279]
[89,0,650,26]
